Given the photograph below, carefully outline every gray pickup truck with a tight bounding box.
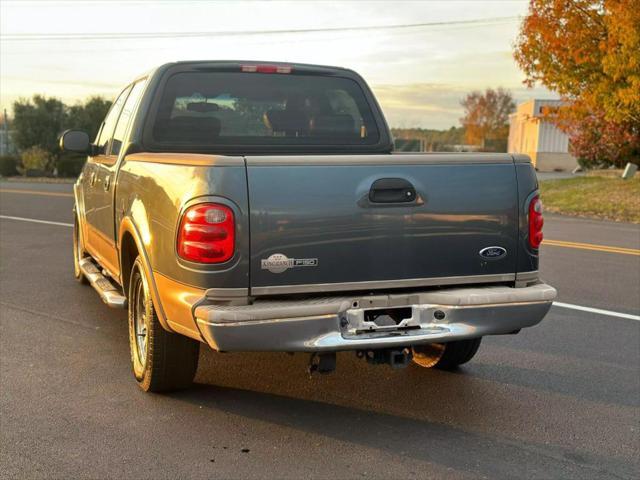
[61,61,556,392]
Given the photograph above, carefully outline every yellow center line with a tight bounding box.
[543,239,640,256]
[0,188,74,198]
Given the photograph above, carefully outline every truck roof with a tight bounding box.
[160,60,354,73]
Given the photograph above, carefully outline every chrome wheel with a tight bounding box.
[127,256,200,392]
[412,343,446,368]
[132,275,148,368]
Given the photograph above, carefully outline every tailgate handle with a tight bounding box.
[369,178,416,203]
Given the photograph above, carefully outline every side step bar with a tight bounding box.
[79,258,127,309]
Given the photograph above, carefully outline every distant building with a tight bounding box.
[508,99,577,171]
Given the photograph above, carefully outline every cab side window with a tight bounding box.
[95,86,131,154]
[111,80,146,156]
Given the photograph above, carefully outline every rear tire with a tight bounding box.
[73,215,89,285]
[128,256,199,392]
[412,338,482,370]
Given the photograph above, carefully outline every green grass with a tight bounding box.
[539,175,640,223]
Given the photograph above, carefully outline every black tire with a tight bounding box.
[128,256,199,392]
[73,215,89,285]
[412,338,482,370]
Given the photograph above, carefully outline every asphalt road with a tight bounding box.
[1,181,639,479]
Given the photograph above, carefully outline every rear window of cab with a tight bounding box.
[149,71,381,148]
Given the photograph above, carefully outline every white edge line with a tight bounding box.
[2,214,639,321]
[553,302,640,321]
[0,215,73,228]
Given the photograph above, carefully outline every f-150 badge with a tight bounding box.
[261,253,318,273]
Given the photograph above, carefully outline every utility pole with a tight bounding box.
[1,109,8,155]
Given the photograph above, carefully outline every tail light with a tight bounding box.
[241,64,292,74]
[528,195,544,249]
[177,203,235,263]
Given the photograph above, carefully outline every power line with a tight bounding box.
[1,76,122,89]
[3,0,527,3]
[1,16,519,42]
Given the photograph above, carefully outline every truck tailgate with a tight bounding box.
[246,154,519,295]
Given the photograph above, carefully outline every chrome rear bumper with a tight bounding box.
[194,283,557,352]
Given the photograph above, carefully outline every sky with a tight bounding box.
[0,0,557,129]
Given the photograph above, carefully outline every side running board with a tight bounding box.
[79,258,127,309]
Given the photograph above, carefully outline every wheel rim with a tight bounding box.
[412,343,446,368]
[133,276,148,367]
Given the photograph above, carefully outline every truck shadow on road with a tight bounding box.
[162,349,636,480]
[167,379,631,480]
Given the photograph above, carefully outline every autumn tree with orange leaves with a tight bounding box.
[460,88,515,150]
[514,0,639,167]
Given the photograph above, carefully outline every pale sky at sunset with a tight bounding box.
[0,0,556,129]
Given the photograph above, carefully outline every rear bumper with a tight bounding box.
[194,283,557,352]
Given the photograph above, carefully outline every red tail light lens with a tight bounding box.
[241,64,292,74]
[528,195,544,249]
[177,203,235,263]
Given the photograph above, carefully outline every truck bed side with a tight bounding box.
[114,153,249,337]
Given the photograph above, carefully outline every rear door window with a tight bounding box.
[111,80,146,156]
[150,71,380,147]
[96,86,131,153]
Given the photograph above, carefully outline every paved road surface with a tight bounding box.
[1,182,639,479]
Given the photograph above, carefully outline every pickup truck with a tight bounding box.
[61,61,557,392]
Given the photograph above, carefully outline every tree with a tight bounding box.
[13,95,112,154]
[460,88,515,149]
[61,96,112,176]
[66,96,112,141]
[12,95,66,164]
[558,110,640,168]
[11,95,112,176]
[391,127,466,151]
[601,0,640,124]
[514,0,640,166]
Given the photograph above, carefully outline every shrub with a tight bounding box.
[0,155,19,176]
[55,154,85,178]
[20,146,51,174]
[567,113,640,169]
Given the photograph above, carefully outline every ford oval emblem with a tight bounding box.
[479,246,507,260]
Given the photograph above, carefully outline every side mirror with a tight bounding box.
[60,129,91,153]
